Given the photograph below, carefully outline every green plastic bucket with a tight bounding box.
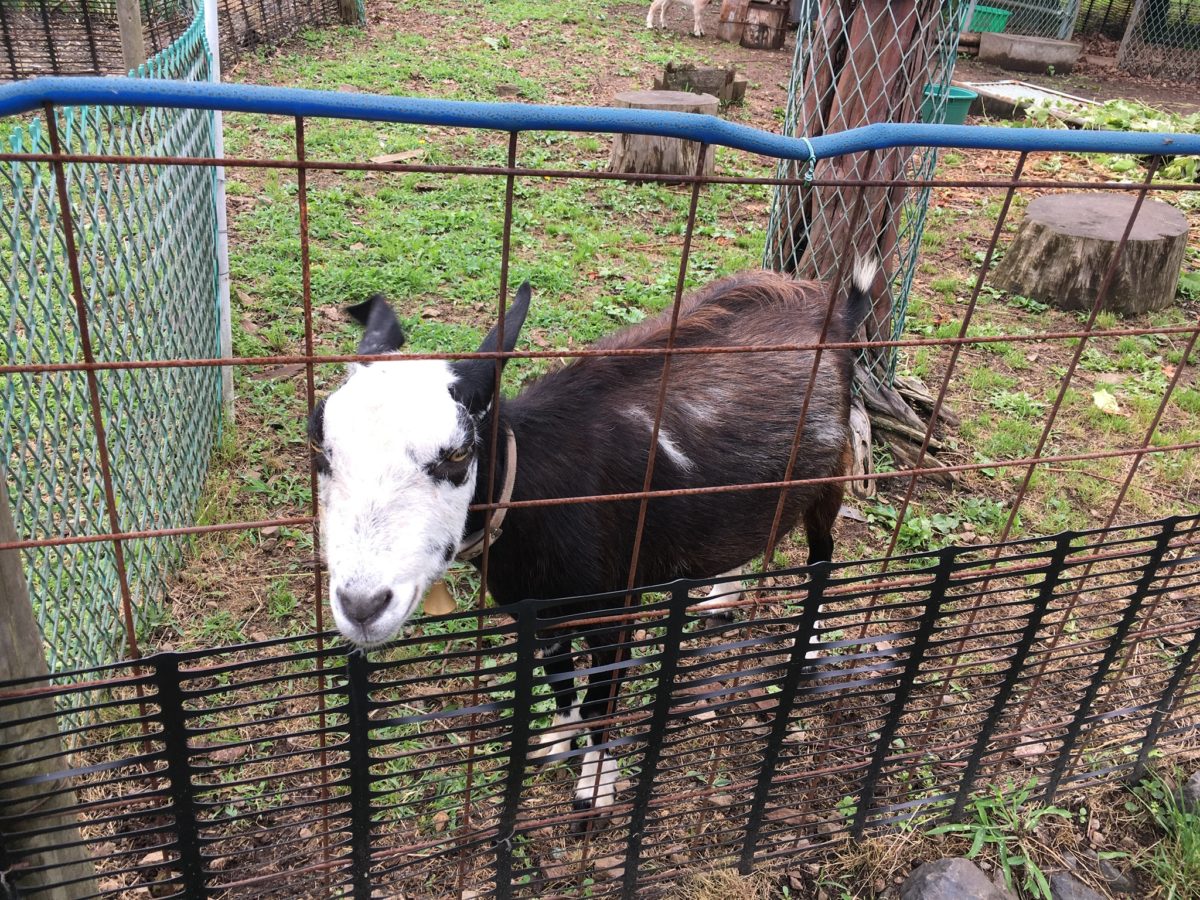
[968,4,1011,32]
[920,85,978,124]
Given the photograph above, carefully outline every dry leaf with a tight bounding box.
[1092,389,1123,416]
[423,580,456,616]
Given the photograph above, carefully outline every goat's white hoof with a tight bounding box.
[572,748,619,828]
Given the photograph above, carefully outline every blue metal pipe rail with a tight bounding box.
[3,76,1200,160]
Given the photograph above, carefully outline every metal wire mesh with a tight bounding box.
[972,0,1082,37]
[1,19,222,684]
[765,0,967,387]
[0,0,364,80]
[1117,0,1200,80]
[1,517,1198,897]
[0,80,1198,898]
[213,0,362,69]
[0,0,194,80]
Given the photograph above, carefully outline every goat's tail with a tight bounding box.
[839,256,877,339]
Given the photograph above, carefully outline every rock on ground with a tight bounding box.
[900,858,1014,900]
[1050,871,1105,900]
[1181,770,1200,812]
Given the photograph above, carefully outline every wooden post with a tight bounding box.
[338,0,360,25]
[0,477,97,899]
[115,0,146,71]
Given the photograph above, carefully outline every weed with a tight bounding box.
[1128,772,1200,899]
[989,389,1046,420]
[928,777,1073,899]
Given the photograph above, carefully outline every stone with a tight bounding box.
[594,855,625,881]
[900,858,1013,900]
[978,33,1083,75]
[1050,872,1104,900]
[1095,857,1137,895]
[1181,770,1200,811]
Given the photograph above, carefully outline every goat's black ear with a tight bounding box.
[346,292,406,357]
[451,281,532,414]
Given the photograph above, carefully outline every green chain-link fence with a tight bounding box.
[1117,0,1200,79]
[765,0,967,387]
[1,2,222,686]
[970,0,1082,38]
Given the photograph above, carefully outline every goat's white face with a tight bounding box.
[311,285,531,648]
[315,361,477,646]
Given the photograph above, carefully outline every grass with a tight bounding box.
[1130,772,1200,899]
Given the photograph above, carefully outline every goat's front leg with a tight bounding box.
[691,565,748,620]
[572,634,622,826]
[692,0,704,35]
[645,0,660,28]
[529,639,585,762]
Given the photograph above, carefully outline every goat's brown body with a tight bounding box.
[473,270,862,608]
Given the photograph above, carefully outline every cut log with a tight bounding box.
[608,91,718,178]
[655,62,740,103]
[992,194,1188,315]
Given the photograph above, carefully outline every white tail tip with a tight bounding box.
[852,256,879,293]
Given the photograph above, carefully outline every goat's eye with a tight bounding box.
[447,446,470,463]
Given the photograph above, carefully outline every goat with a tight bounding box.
[646,0,711,36]
[309,263,874,820]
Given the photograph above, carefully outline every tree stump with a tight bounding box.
[608,90,718,178]
[993,194,1188,315]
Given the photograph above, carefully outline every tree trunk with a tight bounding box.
[608,91,719,179]
[770,0,944,374]
[0,475,98,899]
[992,194,1188,315]
[115,0,146,70]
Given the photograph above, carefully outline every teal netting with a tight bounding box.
[1,2,222,682]
[765,0,967,387]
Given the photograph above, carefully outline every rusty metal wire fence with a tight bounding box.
[0,81,1198,897]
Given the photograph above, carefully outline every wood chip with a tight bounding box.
[1013,740,1048,759]
[369,149,426,164]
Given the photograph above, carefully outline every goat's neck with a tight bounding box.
[463,406,514,551]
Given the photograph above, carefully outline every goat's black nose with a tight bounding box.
[336,586,393,624]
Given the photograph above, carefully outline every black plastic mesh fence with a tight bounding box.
[2,515,1198,898]
[1077,0,1137,36]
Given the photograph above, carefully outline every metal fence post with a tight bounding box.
[0,472,97,899]
[204,0,234,421]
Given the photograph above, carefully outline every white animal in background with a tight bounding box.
[646,0,712,37]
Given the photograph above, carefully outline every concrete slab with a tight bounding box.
[956,79,1095,120]
[978,32,1083,75]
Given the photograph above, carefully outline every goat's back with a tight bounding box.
[492,271,862,605]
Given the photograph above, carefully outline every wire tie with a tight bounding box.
[800,137,817,182]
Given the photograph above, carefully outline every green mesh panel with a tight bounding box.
[1,1,222,691]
